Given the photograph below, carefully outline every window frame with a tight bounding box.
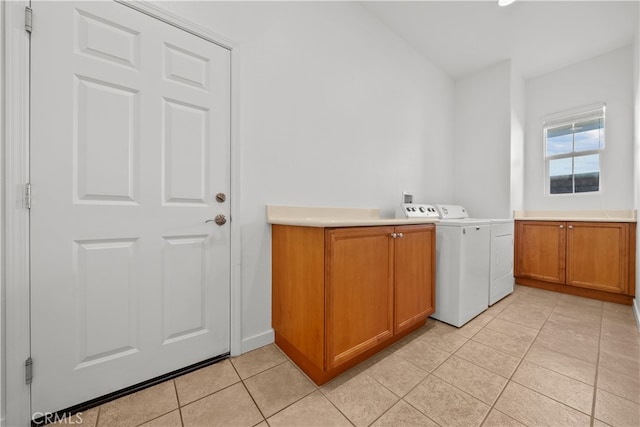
[543,104,606,196]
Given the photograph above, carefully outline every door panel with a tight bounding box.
[492,234,513,280]
[515,221,566,283]
[394,225,436,333]
[75,238,139,368]
[30,1,231,413]
[163,99,209,204]
[161,235,210,344]
[459,225,490,324]
[75,76,140,204]
[325,227,394,370]
[566,222,629,293]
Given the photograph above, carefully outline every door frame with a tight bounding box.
[1,2,242,425]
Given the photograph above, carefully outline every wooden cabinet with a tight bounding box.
[566,222,630,294]
[393,225,436,333]
[515,221,566,283]
[325,226,394,370]
[272,224,435,385]
[515,220,636,304]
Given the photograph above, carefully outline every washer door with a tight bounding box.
[492,234,513,280]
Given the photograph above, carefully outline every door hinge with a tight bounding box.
[25,357,33,384]
[25,6,33,34]
[25,183,32,209]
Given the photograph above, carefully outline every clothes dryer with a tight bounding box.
[489,219,515,305]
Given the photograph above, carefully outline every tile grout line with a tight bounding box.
[476,293,558,426]
[320,302,508,427]
[512,306,601,389]
[174,376,241,411]
[241,373,268,423]
[129,380,182,427]
[263,346,343,424]
[227,355,270,424]
[398,296,517,426]
[451,292,524,425]
[359,357,430,426]
[355,321,450,427]
[506,297,608,421]
[320,319,453,427]
[385,315,496,426]
[93,406,102,427]
[234,348,328,426]
[172,379,185,427]
[589,302,605,427]
[390,293,522,426]
[317,388,357,427]
[320,351,401,426]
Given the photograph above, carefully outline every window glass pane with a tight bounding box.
[574,154,599,193]
[574,118,603,152]
[549,157,572,177]
[549,158,573,194]
[574,153,599,174]
[546,124,572,156]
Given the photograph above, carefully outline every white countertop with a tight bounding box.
[514,210,637,223]
[266,205,439,227]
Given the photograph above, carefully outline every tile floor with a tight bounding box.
[52,285,640,427]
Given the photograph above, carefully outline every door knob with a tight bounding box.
[205,214,227,226]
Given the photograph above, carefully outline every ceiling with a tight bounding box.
[361,0,639,80]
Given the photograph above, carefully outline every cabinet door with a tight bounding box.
[515,221,566,283]
[325,227,394,370]
[394,225,435,334]
[566,222,629,294]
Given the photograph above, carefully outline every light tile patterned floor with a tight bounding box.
[52,286,640,427]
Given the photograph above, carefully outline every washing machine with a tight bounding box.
[435,205,514,309]
[431,205,491,327]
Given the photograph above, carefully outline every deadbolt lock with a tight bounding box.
[215,193,226,203]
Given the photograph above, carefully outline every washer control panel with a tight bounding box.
[397,203,440,219]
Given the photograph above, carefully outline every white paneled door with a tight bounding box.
[30,1,231,413]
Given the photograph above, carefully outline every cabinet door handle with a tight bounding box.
[397,233,404,238]
[559,225,564,229]
[391,233,397,238]
[568,225,573,229]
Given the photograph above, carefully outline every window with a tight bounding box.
[544,104,605,195]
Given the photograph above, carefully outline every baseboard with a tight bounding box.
[241,329,275,354]
[634,298,640,333]
[515,278,633,305]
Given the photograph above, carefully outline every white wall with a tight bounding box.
[453,61,512,218]
[161,1,455,351]
[510,67,526,214]
[524,46,635,211]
